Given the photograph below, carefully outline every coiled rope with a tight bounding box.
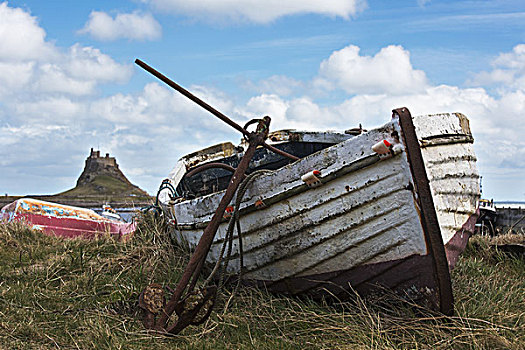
[204,169,274,295]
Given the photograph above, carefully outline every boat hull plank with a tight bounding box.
[245,254,439,307]
[179,157,425,263]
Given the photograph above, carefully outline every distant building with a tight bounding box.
[76,148,131,187]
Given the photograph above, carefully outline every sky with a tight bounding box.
[0,0,524,201]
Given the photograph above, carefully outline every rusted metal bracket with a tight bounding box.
[169,285,218,334]
[394,107,454,316]
[138,283,165,329]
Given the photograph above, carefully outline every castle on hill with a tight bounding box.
[76,148,132,187]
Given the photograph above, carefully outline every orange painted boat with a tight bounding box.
[1,198,135,240]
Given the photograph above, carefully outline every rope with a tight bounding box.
[204,170,274,291]
[165,169,274,326]
[142,179,180,217]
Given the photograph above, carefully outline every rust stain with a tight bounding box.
[454,113,472,135]
[183,142,237,168]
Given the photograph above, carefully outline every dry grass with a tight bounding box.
[0,217,523,349]
[484,233,525,246]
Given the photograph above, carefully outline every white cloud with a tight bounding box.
[238,94,361,131]
[79,11,161,41]
[0,49,131,97]
[239,94,289,128]
[147,0,367,23]
[35,64,96,96]
[0,2,54,61]
[0,61,34,95]
[238,85,495,133]
[317,45,429,95]
[0,124,69,143]
[494,44,525,70]
[14,97,85,121]
[0,4,132,99]
[90,82,235,130]
[65,44,132,83]
[469,44,525,90]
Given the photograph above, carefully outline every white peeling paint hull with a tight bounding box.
[169,111,479,308]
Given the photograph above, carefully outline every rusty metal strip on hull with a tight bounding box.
[394,107,454,316]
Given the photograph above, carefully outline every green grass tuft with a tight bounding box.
[0,220,523,349]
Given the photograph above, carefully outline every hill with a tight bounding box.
[0,149,153,209]
[50,149,153,207]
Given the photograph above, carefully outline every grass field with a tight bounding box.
[0,215,523,349]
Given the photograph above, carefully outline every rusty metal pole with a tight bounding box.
[154,118,271,332]
[134,59,299,162]
[135,59,250,138]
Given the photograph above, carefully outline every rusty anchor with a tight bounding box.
[135,59,298,334]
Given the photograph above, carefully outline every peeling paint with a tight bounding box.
[1,198,135,240]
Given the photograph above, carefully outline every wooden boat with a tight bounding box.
[158,108,479,314]
[1,198,135,240]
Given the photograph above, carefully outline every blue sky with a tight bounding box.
[1,0,524,200]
